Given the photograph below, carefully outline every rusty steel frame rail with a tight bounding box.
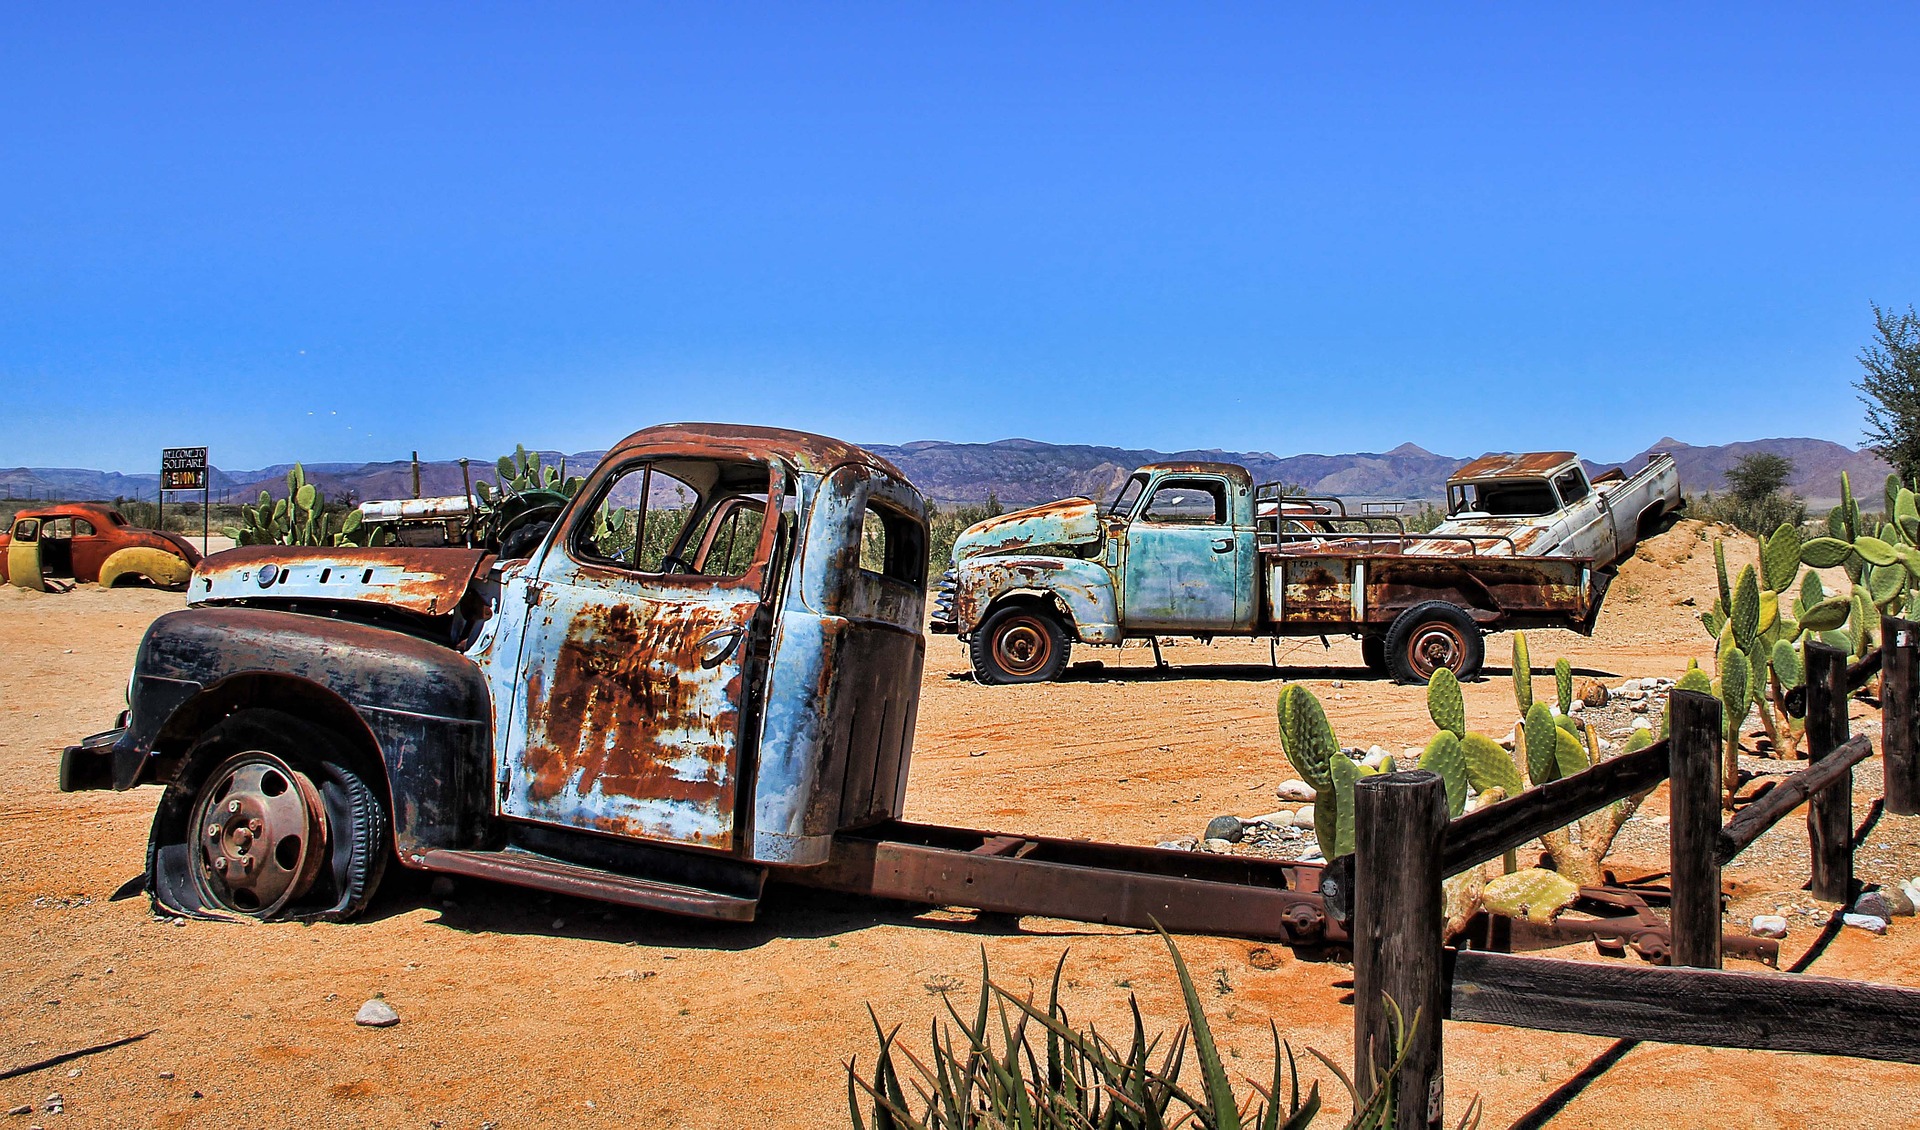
[791,820,1345,947]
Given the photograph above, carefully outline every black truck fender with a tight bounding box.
[94,606,496,860]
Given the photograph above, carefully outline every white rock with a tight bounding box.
[1367,745,1392,760]
[1277,779,1317,802]
[1202,838,1234,853]
[1249,810,1295,827]
[1843,913,1889,935]
[1749,914,1789,939]
[1569,700,1585,714]
[1362,751,1389,770]
[1549,705,1563,717]
[354,999,400,1027]
[1155,841,1192,851]
[1290,804,1316,828]
[1617,679,1642,694]
[1631,717,1653,732]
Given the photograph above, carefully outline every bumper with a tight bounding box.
[60,725,125,792]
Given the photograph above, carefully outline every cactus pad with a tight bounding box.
[1762,523,1802,593]
[1554,658,1573,716]
[1483,868,1580,925]
[1418,732,1471,818]
[1512,632,1533,713]
[1720,648,1751,739]
[1554,726,1589,779]
[1460,732,1524,797]
[1427,667,1467,738]
[1801,537,1853,569]
[1524,702,1559,786]
[1276,685,1338,793]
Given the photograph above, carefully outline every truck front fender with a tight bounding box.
[116,607,494,860]
[952,556,1119,645]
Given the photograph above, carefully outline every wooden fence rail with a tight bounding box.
[1347,615,1920,1130]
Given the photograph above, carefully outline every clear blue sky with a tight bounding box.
[4,6,1918,472]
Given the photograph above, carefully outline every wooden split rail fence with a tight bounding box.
[1348,614,1920,1130]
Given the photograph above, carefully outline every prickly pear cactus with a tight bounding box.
[1715,539,1732,613]
[1483,867,1580,925]
[1719,648,1751,739]
[1554,658,1573,716]
[1325,754,1360,859]
[1524,702,1559,786]
[1677,662,1713,696]
[1801,536,1853,569]
[1623,729,1654,753]
[1418,732,1470,818]
[1731,566,1761,654]
[1512,632,1533,713]
[1276,684,1338,794]
[1427,667,1466,738]
[1771,639,1804,690]
[1460,731,1524,797]
[1554,725,1589,779]
[1761,523,1802,593]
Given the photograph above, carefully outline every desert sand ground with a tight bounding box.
[5,519,1920,1127]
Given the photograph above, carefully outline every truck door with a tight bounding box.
[1551,468,1616,564]
[1123,475,1240,631]
[499,457,779,852]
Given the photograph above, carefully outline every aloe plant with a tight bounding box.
[849,931,1462,1130]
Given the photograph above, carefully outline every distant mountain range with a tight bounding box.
[0,435,1891,510]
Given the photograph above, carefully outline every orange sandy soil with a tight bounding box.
[5,519,1920,1127]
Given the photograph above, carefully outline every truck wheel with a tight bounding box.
[1384,602,1484,684]
[971,602,1070,684]
[1360,633,1388,673]
[148,710,389,922]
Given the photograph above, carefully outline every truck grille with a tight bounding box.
[930,567,958,633]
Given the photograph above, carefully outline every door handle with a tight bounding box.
[695,627,743,669]
[1211,537,1234,553]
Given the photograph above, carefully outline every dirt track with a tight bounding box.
[7,520,1920,1127]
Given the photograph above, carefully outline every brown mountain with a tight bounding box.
[0,437,1891,510]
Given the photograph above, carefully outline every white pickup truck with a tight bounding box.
[1423,451,1681,567]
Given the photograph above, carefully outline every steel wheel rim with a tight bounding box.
[993,615,1053,677]
[1407,623,1467,680]
[188,751,328,916]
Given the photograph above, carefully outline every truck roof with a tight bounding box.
[1135,460,1251,479]
[604,422,911,481]
[1448,451,1578,482]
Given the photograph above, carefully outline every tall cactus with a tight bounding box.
[225,463,382,547]
[1554,658,1573,716]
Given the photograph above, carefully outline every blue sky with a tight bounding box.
[4,6,1918,472]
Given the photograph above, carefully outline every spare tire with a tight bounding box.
[1383,601,1484,684]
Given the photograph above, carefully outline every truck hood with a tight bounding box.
[951,497,1103,562]
[1418,516,1562,556]
[190,545,492,618]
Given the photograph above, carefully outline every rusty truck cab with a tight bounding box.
[481,423,929,874]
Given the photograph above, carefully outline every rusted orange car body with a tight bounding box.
[1,503,201,588]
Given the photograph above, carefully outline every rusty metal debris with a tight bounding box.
[1468,884,1781,967]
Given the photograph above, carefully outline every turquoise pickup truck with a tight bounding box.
[928,454,1667,685]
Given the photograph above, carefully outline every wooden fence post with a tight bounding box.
[1883,614,1920,816]
[1668,689,1723,969]
[1353,769,1447,1130]
[1806,641,1854,904]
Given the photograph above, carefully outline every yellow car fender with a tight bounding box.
[98,546,193,590]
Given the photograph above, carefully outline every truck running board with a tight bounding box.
[419,848,762,922]
[789,820,1344,947]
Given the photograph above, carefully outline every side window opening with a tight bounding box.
[73,518,95,536]
[43,517,72,539]
[1141,479,1227,524]
[1553,469,1589,506]
[573,459,772,578]
[1109,474,1147,517]
[859,500,926,587]
[12,518,39,542]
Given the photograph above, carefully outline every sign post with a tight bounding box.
[161,447,210,556]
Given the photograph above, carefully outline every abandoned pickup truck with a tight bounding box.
[930,452,1675,685]
[61,424,1338,945]
[1424,450,1679,564]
